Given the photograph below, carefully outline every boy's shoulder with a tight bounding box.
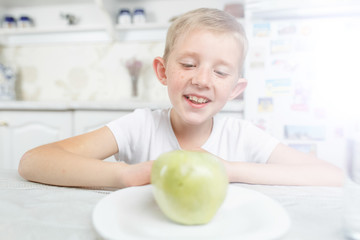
[117,108,170,126]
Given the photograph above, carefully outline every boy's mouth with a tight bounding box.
[184,95,210,104]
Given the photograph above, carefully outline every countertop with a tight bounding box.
[0,100,244,112]
[0,169,346,240]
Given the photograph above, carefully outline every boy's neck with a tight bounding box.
[170,109,213,151]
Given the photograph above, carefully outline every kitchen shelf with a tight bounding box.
[114,23,169,30]
[0,25,106,35]
[0,25,168,35]
[0,0,170,45]
[0,25,112,45]
[114,23,169,41]
[0,0,222,45]
[0,23,169,45]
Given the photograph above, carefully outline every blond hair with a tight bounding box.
[163,8,248,69]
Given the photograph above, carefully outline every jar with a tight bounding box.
[133,8,146,24]
[118,8,131,25]
[1,16,17,28]
[18,16,34,28]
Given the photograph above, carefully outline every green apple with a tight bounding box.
[151,150,228,225]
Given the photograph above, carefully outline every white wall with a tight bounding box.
[0,41,168,101]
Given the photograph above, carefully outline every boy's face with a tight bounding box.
[156,29,246,126]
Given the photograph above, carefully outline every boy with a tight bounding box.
[18,8,343,189]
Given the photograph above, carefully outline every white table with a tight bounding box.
[0,169,345,240]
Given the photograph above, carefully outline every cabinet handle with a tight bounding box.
[0,121,9,127]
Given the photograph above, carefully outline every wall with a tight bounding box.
[0,41,168,101]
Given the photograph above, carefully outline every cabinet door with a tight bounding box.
[0,111,72,169]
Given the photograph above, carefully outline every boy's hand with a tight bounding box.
[119,161,154,188]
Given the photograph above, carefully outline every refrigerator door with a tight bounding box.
[243,0,360,168]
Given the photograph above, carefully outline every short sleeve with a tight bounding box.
[203,117,279,164]
[106,108,153,163]
[241,121,279,163]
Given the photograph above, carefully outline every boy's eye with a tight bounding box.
[214,70,228,77]
[181,63,195,68]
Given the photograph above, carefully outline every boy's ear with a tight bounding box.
[153,57,167,86]
[228,78,247,100]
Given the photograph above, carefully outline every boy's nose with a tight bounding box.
[191,67,212,88]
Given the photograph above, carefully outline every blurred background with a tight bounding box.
[0,0,359,171]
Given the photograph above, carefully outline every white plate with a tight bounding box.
[92,185,291,240]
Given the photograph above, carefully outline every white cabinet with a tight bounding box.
[0,110,72,169]
[0,0,224,45]
[0,1,112,45]
[0,109,132,168]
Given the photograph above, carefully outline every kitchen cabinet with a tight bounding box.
[0,0,223,45]
[0,109,129,168]
[0,0,112,45]
[0,110,72,169]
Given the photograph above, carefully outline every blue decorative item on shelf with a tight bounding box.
[0,64,16,101]
[118,8,132,25]
[1,15,17,28]
[133,8,146,24]
[19,15,34,28]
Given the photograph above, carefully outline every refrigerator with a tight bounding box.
[243,1,360,169]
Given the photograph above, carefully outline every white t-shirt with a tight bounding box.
[106,108,279,164]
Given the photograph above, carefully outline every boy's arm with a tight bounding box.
[221,143,344,186]
[18,126,152,189]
